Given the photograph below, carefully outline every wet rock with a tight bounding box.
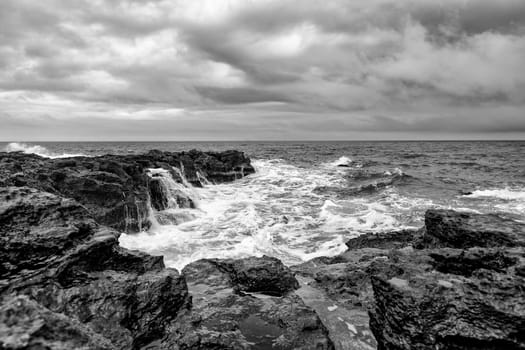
[148,177,169,211]
[0,150,254,232]
[419,209,525,249]
[369,266,525,350]
[183,255,299,296]
[0,295,115,350]
[176,257,334,350]
[0,186,98,280]
[345,229,419,250]
[429,247,520,277]
[0,187,190,350]
[366,210,525,349]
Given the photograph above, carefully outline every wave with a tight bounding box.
[463,188,525,201]
[329,156,352,167]
[314,168,416,197]
[4,142,87,158]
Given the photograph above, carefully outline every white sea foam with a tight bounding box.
[122,157,525,272]
[330,156,352,167]
[464,188,525,201]
[4,142,86,158]
[119,158,433,271]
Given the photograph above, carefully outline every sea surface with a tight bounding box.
[3,141,525,271]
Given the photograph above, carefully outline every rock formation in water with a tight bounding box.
[0,150,254,232]
[0,150,333,349]
[1,149,524,349]
[294,209,525,350]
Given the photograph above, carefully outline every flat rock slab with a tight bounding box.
[177,258,334,349]
[295,276,376,350]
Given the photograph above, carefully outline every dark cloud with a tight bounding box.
[195,86,293,104]
[0,0,524,140]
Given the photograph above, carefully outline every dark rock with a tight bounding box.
[429,248,520,277]
[369,265,525,350]
[0,187,98,280]
[183,255,299,296]
[0,295,115,350]
[419,209,525,249]
[175,257,334,349]
[148,177,169,211]
[295,209,525,350]
[0,150,254,232]
[345,229,419,250]
[0,187,190,350]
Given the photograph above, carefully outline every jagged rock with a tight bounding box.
[0,187,190,350]
[148,177,169,211]
[419,209,525,249]
[0,187,99,281]
[173,257,334,349]
[181,256,299,296]
[345,229,419,250]
[0,150,254,232]
[369,265,525,350]
[0,295,115,350]
[367,210,525,349]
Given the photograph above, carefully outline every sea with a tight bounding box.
[2,141,525,271]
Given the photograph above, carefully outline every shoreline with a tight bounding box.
[1,150,524,349]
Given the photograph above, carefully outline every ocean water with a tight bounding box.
[3,141,525,271]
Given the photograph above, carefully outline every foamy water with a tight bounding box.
[4,141,525,270]
[119,159,437,270]
[4,142,87,158]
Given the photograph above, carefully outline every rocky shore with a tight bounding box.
[1,150,524,349]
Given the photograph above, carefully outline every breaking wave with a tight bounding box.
[463,188,525,201]
[4,142,87,158]
[120,157,432,271]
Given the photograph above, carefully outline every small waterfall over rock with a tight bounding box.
[196,171,212,186]
[146,168,199,226]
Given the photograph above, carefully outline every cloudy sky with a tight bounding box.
[1,0,524,140]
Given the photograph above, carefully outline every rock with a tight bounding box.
[0,295,115,350]
[0,150,254,232]
[183,256,299,296]
[175,257,334,349]
[429,247,520,277]
[419,209,525,249]
[345,229,419,250]
[366,209,525,349]
[148,177,169,211]
[0,187,190,350]
[369,264,525,349]
[0,186,98,281]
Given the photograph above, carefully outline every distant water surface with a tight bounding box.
[3,141,525,270]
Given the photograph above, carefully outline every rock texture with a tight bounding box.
[0,151,335,349]
[0,150,254,232]
[174,257,333,349]
[2,147,524,349]
[293,209,525,350]
[0,187,189,349]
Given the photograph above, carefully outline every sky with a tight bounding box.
[0,0,524,141]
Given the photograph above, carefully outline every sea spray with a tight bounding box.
[4,142,87,158]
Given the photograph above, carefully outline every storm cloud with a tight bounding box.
[0,0,524,140]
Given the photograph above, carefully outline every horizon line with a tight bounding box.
[1,139,525,143]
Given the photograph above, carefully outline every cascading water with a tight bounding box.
[196,171,212,186]
[145,168,200,226]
